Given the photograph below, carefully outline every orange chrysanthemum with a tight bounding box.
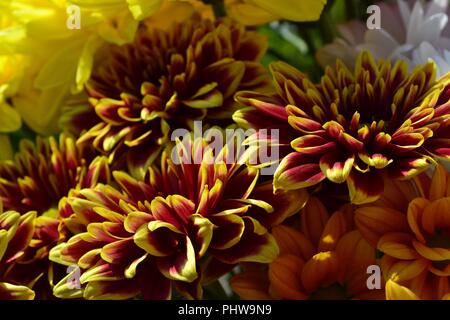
[355,165,450,299]
[231,196,384,300]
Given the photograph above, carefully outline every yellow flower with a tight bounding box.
[0,0,195,135]
[0,0,101,134]
[225,0,327,25]
[355,165,450,299]
[0,54,26,160]
[68,0,165,44]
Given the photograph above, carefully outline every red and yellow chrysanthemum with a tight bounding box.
[67,16,270,178]
[0,207,35,300]
[0,135,110,297]
[234,52,450,204]
[355,165,450,299]
[231,196,384,300]
[50,137,306,299]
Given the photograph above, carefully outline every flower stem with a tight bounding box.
[319,10,337,44]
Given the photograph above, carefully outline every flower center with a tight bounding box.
[309,283,349,300]
[427,229,450,271]
[426,229,450,249]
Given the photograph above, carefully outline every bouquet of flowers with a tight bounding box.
[0,0,449,300]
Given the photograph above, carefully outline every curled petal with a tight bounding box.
[157,236,198,283]
[359,153,393,169]
[386,280,419,300]
[347,170,384,205]
[0,283,35,300]
[274,152,325,191]
[134,222,179,257]
[212,217,279,264]
[378,233,420,260]
[381,256,429,282]
[355,206,409,248]
[320,153,354,184]
[83,280,140,300]
[301,251,340,293]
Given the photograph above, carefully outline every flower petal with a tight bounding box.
[347,170,384,205]
[157,235,198,283]
[274,152,325,190]
[320,153,354,183]
[386,280,419,300]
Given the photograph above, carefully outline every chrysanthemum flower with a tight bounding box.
[50,138,306,299]
[0,207,36,300]
[355,165,450,299]
[0,54,25,160]
[0,135,110,297]
[0,0,104,134]
[230,196,384,300]
[317,0,450,78]
[234,52,450,204]
[0,0,198,135]
[72,17,270,178]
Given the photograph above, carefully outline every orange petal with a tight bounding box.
[230,270,272,300]
[318,211,351,252]
[381,256,429,282]
[272,225,315,261]
[300,196,330,248]
[378,233,420,260]
[377,178,418,212]
[429,165,448,201]
[413,240,450,261]
[355,206,409,248]
[386,280,419,300]
[269,254,307,300]
[301,251,340,293]
[421,198,450,234]
[406,198,430,243]
[336,231,377,283]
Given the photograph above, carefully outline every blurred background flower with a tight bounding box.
[0,0,204,137]
[0,54,25,160]
[318,0,450,78]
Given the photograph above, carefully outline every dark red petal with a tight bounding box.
[347,170,384,205]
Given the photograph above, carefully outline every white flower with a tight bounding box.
[317,0,450,78]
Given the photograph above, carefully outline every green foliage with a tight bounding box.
[9,123,36,153]
[259,0,378,81]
